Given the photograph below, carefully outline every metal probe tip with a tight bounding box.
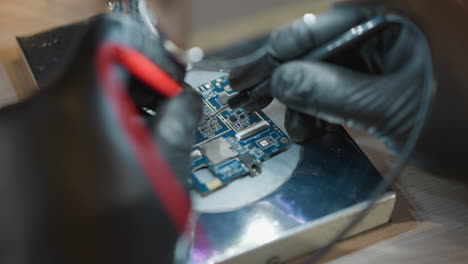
[207,105,229,119]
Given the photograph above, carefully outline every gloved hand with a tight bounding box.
[0,14,201,264]
[229,3,432,154]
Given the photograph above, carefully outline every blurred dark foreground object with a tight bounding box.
[0,13,202,264]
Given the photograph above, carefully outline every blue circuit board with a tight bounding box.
[191,76,290,194]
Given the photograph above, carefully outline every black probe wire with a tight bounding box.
[194,45,269,70]
[303,15,435,264]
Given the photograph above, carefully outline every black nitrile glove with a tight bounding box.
[229,3,432,154]
[0,14,201,264]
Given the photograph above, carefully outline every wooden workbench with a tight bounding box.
[1,1,467,263]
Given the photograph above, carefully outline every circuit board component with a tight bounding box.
[235,120,270,140]
[191,76,290,194]
[201,137,238,165]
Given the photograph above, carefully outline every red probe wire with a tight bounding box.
[114,44,182,97]
[95,41,189,234]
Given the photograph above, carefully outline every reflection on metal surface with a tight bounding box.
[243,214,281,245]
[186,131,392,263]
[107,0,116,10]
[111,0,204,64]
[185,70,395,264]
[186,71,300,212]
[110,0,184,45]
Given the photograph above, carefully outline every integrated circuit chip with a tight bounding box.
[257,139,271,148]
[190,75,290,194]
[198,118,223,138]
[201,137,237,165]
[217,95,229,105]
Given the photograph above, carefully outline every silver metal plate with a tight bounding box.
[186,70,300,213]
[184,70,394,264]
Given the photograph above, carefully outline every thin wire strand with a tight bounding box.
[303,15,435,263]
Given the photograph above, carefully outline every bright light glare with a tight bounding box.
[303,13,317,25]
[242,217,280,245]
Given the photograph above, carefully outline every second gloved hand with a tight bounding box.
[230,3,432,153]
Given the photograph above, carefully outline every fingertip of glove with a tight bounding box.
[227,68,243,89]
[285,109,324,143]
[270,61,310,98]
[179,86,202,103]
[171,90,203,125]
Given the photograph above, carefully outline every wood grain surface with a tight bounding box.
[0,0,106,102]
